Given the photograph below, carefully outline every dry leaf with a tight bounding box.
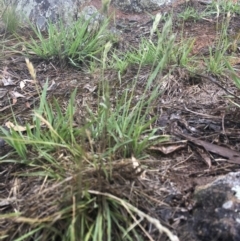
[25,102,31,108]
[148,142,187,154]
[175,131,240,165]
[20,81,25,90]
[2,77,15,86]
[5,121,35,132]
[47,80,55,90]
[131,156,140,169]
[22,79,36,83]
[131,156,143,178]
[9,91,25,98]
[20,79,37,89]
[83,84,97,93]
[27,51,37,55]
[12,98,17,105]
[196,147,212,169]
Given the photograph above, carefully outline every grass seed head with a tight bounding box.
[25,58,36,81]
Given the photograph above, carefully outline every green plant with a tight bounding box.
[23,16,111,68]
[217,0,240,14]
[85,22,172,158]
[0,11,187,241]
[204,47,227,75]
[226,62,240,89]
[126,17,194,70]
[111,51,129,75]
[127,38,160,66]
[0,75,171,240]
[203,19,231,75]
[0,14,184,241]
[86,86,168,158]
[0,81,83,178]
[101,0,111,15]
[4,187,178,241]
[204,0,240,20]
[127,18,175,68]
[2,5,20,34]
[173,38,195,67]
[178,7,203,22]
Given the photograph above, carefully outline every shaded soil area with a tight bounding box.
[1,0,240,240]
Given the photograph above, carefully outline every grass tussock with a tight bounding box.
[0,15,176,240]
[23,16,112,68]
[1,4,21,34]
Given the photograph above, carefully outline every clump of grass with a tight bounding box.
[86,85,169,158]
[122,16,193,70]
[0,14,179,241]
[178,7,203,22]
[1,83,82,178]
[111,50,129,74]
[23,16,111,68]
[215,0,240,15]
[203,16,231,75]
[126,17,175,67]
[2,4,20,34]
[228,68,240,89]
[204,0,240,20]
[204,45,229,75]
[85,17,172,158]
[101,0,111,15]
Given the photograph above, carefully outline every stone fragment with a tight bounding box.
[13,0,81,30]
[191,172,240,241]
[78,6,105,33]
[112,0,177,13]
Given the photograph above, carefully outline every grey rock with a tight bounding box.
[12,0,178,30]
[11,0,106,32]
[112,0,177,13]
[190,172,240,241]
[13,0,82,30]
[78,6,105,32]
[79,5,102,21]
